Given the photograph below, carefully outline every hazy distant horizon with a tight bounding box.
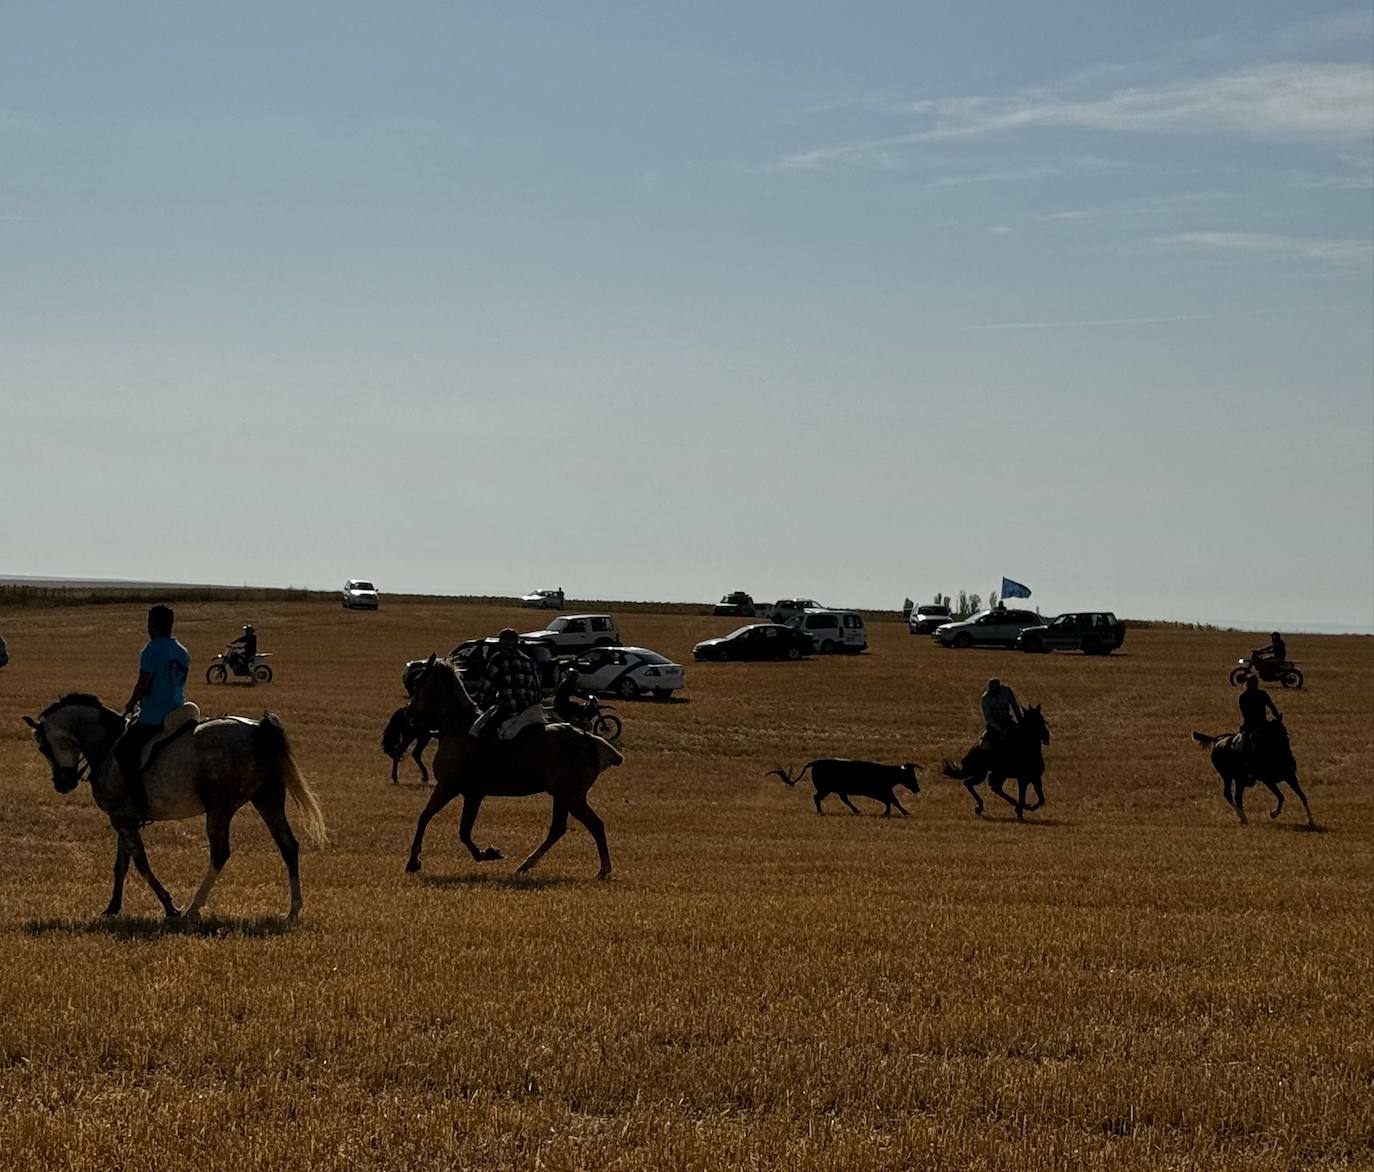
[4,573,1369,637]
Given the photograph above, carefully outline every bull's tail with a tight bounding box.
[767,762,814,787]
[255,712,329,847]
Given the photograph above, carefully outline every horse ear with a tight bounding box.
[23,716,39,729]
[425,652,437,668]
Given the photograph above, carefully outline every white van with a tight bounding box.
[785,609,867,654]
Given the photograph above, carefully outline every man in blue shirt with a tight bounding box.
[114,604,191,815]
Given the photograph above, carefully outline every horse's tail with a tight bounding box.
[380,707,408,757]
[767,763,812,787]
[941,757,970,780]
[255,713,329,847]
[1191,731,1223,748]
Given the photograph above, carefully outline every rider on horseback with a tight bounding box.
[115,604,191,817]
[1238,673,1281,757]
[980,678,1022,754]
[471,628,545,741]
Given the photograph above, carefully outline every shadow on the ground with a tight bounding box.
[974,813,1070,827]
[1267,820,1327,834]
[417,871,582,891]
[23,913,295,940]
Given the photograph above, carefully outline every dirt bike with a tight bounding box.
[544,696,622,742]
[1229,652,1303,689]
[206,649,273,684]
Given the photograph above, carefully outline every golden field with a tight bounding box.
[1,599,1371,1171]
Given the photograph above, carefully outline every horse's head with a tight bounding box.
[1023,705,1050,746]
[24,694,119,793]
[407,653,475,729]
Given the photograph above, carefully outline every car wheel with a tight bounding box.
[652,688,673,701]
[818,639,834,654]
[953,633,973,649]
[1083,638,1103,656]
[595,638,613,648]
[1021,635,1043,654]
[785,646,801,660]
[206,664,227,684]
[616,677,640,698]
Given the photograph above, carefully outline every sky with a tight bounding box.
[3,3,1372,629]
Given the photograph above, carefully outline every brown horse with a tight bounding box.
[404,655,622,878]
[941,706,1051,820]
[25,694,327,920]
[1191,721,1314,826]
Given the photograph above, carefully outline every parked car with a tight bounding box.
[908,604,953,635]
[784,609,867,653]
[769,598,822,624]
[933,607,1041,649]
[0,633,8,668]
[521,614,621,654]
[1018,612,1125,655]
[693,623,812,661]
[712,591,761,617]
[342,579,380,610]
[449,637,560,691]
[520,588,565,609]
[566,646,686,700]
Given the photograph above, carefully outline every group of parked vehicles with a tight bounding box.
[911,604,1127,655]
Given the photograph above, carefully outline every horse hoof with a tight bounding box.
[405,858,421,873]
[481,848,503,862]
[164,907,182,920]
[597,869,612,881]
[100,906,119,919]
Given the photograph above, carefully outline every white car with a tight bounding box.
[785,608,867,653]
[769,598,823,624]
[567,645,685,700]
[521,613,620,654]
[520,588,565,609]
[342,579,380,610]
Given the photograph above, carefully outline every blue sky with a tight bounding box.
[3,3,1371,627]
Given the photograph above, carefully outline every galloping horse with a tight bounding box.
[25,694,327,920]
[1191,722,1314,827]
[404,655,622,878]
[941,705,1051,820]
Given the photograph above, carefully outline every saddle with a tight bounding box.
[138,702,201,770]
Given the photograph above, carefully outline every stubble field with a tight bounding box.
[1,599,1371,1171]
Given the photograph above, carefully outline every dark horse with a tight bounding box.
[25,694,327,919]
[941,705,1051,820]
[404,655,623,878]
[1191,721,1314,827]
[382,705,434,784]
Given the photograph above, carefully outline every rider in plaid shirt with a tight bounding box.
[485,629,542,721]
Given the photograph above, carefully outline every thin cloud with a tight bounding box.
[1151,231,1374,261]
[970,304,1342,331]
[771,61,1374,171]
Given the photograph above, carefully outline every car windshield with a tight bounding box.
[917,606,948,616]
[350,582,375,591]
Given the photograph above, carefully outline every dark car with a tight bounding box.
[712,591,759,617]
[693,623,812,662]
[1017,612,1125,655]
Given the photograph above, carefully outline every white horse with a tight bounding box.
[25,694,327,920]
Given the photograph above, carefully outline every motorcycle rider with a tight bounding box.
[1254,631,1287,667]
[471,628,544,741]
[980,678,1022,753]
[553,667,596,724]
[114,604,191,816]
[226,624,257,674]
[1238,673,1281,757]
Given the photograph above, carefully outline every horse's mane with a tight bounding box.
[41,692,107,717]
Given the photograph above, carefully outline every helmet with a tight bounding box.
[1270,632,1281,641]
[244,624,254,632]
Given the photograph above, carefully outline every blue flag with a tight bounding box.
[1001,576,1031,599]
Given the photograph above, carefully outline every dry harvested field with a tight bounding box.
[1,599,1371,1171]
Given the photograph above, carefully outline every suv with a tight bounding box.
[770,598,822,624]
[908,604,952,635]
[933,607,1041,649]
[713,591,759,617]
[521,614,620,654]
[785,609,867,654]
[520,588,565,609]
[342,579,380,610]
[1018,612,1125,655]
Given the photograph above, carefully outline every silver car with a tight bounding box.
[934,607,1041,649]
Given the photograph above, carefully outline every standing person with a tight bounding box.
[472,628,545,740]
[980,678,1022,751]
[114,604,191,815]
[1238,673,1281,756]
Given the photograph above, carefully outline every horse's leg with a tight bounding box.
[103,838,131,917]
[1286,773,1315,827]
[458,794,502,862]
[989,773,1020,814]
[1026,778,1045,812]
[1233,777,1248,824]
[414,735,430,784]
[516,799,569,874]
[187,806,234,920]
[118,825,179,918]
[1263,779,1285,820]
[406,776,460,872]
[566,796,611,880]
[839,793,863,816]
[964,777,985,816]
[390,754,399,784]
[252,784,303,919]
